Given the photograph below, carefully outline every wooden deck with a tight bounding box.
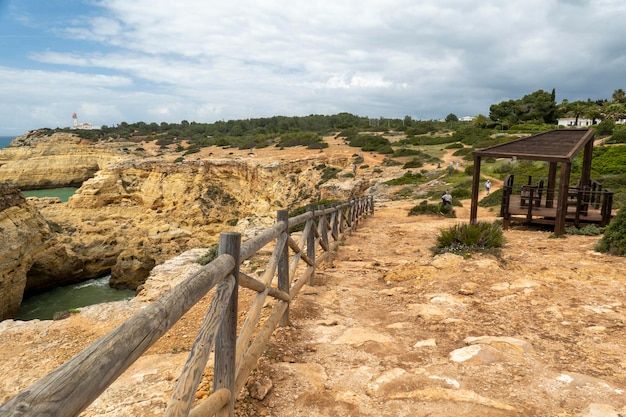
[506,195,610,226]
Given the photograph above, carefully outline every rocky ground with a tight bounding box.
[1,140,625,416]
[248,200,626,417]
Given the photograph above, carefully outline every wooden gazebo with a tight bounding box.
[469,129,614,235]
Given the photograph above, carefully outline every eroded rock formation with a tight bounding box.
[0,183,51,319]
[0,131,368,316]
[0,131,126,190]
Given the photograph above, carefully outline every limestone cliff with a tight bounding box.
[0,131,127,190]
[0,183,51,319]
[1,130,367,301]
[37,154,360,290]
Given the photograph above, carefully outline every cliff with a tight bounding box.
[0,183,51,319]
[0,131,127,190]
[0,131,371,315]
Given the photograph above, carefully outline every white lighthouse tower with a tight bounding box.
[72,112,78,129]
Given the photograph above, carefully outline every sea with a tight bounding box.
[0,136,15,149]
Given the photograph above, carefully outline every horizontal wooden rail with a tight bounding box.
[0,195,375,417]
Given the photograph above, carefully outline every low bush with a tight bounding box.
[595,208,626,255]
[433,221,505,255]
[565,224,604,236]
[408,200,456,217]
[384,171,424,186]
[197,244,219,265]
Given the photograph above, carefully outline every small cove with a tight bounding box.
[21,187,78,202]
[15,276,136,321]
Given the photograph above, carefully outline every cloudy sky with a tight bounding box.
[1,0,625,135]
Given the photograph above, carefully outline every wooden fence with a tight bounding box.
[0,196,374,417]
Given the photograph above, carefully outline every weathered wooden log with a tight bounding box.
[235,301,289,394]
[277,210,290,327]
[238,272,290,302]
[239,223,282,261]
[164,275,236,417]
[214,233,241,417]
[188,388,231,417]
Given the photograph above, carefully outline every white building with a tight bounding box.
[557,118,596,127]
[72,112,100,130]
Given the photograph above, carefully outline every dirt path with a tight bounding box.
[249,199,626,417]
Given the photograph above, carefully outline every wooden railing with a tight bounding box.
[0,196,375,417]
[501,174,614,227]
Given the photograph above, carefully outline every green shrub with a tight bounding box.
[381,158,402,166]
[384,171,424,186]
[595,208,626,255]
[197,244,219,265]
[276,131,323,148]
[478,189,502,207]
[604,127,626,144]
[565,224,604,235]
[408,200,456,217]
[318,166,341,184]
[402,158,424,169]
[434,221,505,255]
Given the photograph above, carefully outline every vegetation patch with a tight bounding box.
[433,221,505,255]
[565,224,604,236]
[197,244,219,265]
[595,208,626,255]
[384,171,425,186]
[408,200,456,218]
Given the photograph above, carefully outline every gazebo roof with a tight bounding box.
[473,129,594,163]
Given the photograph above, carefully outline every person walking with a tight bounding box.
[442,190,452,206]
[485,180,491,195]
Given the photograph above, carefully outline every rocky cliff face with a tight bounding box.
[0,183,51,319]
[0,131,367,313]
[0,131,126,190]
[35,152,362,290]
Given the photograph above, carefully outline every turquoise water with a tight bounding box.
[22,187,78,202]
[15,276,136,321]
[1,136,78,201]
[0,136,14,149]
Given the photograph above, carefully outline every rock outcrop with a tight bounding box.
[0,183,52,319]
[0,131,366,314]
[0,131,126,190]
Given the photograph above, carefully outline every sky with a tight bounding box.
[1,0,625,136]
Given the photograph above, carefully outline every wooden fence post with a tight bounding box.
[331,204,339,241]
[214,232,241,417]
[277,209,290,327]
[306,204,316,285]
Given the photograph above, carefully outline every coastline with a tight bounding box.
[0,136,15,149]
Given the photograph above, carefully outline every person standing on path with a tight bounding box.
[442,190,452,206]
[485,180,491,195]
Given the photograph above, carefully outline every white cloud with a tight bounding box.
[1,0,625,134]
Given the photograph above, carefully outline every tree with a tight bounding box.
[489,89,557,125]
[612,88,625,103]
[445,113,459,122]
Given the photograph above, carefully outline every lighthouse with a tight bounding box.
[72,112,78,129]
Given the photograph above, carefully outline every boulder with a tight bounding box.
[110,249,156,290]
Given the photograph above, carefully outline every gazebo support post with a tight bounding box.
[581,139,593,187]
[555,162,571,236]
[546,162,558,208]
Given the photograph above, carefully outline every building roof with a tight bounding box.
[472,129,594,163]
